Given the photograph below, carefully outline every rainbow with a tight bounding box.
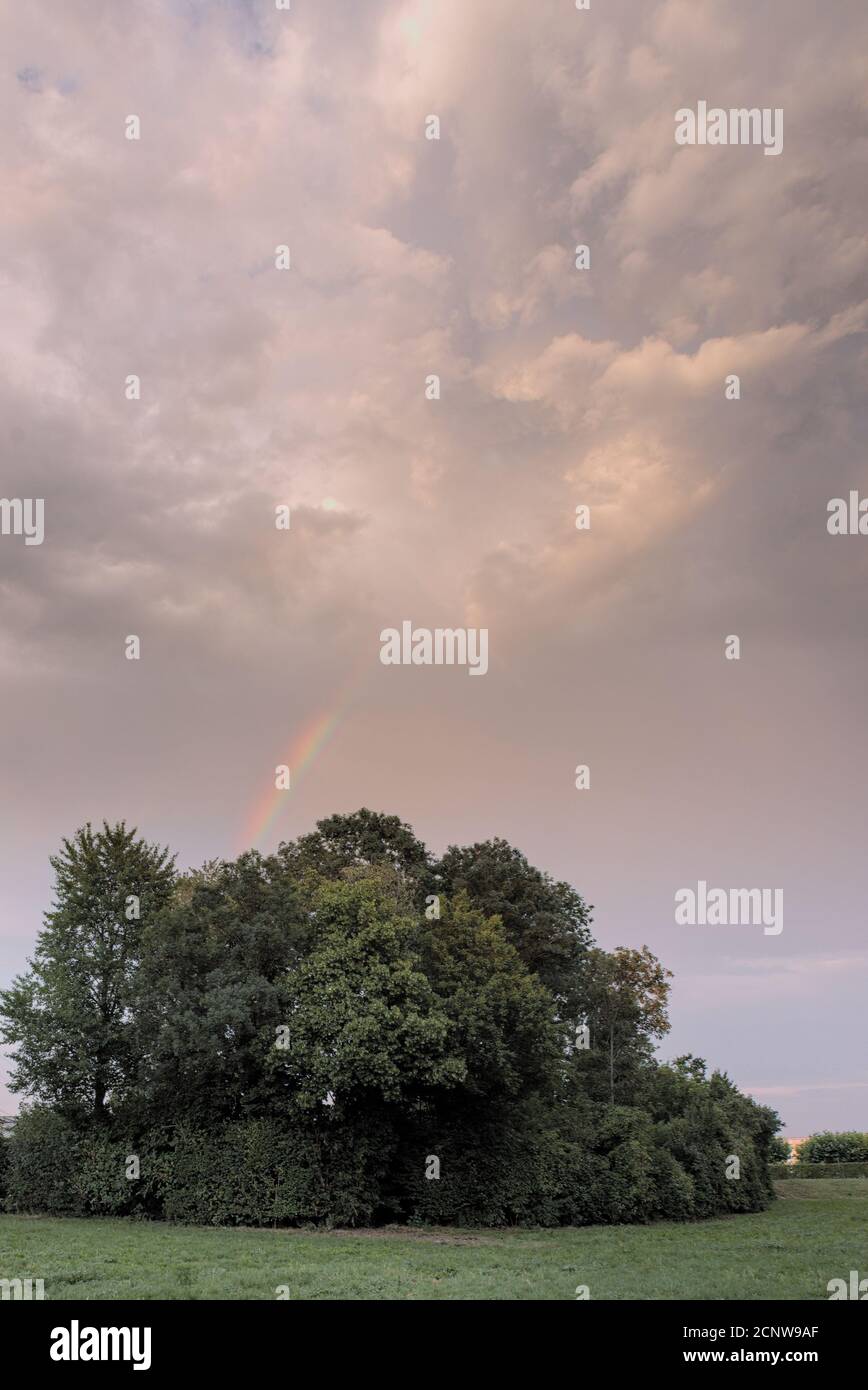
[238,663,369,853]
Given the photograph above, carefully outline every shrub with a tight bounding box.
[2,1085,776,1227]
[647,1146,696,1220]
[4,1108,84,1215]
[768,1135,791,1163]
[72,1132,144,1217]
[385,1097,755,1228]
[643,1067,775,1218]
[4,1110,400,1227]
[799,1132,868,1164]
[771,1161,868,1181]
[153,1118,394,1227]
[384,1107,559,1226]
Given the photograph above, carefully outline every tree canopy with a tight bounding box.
[0,822,175,1123]
[0,811,779,1228]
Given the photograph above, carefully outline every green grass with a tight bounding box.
[1,1181,866,1300]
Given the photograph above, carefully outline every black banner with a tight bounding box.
[7,1300,865,1374]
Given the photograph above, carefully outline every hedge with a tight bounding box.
[4,1100,775,1228]
[2,1111,396,1227]
[771,1161,868,1181]
[797,1132,868,1164]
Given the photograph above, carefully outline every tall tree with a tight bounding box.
[418,890,562,1103]
[0,823,175,1122]
[272,868,457,1115]
[128,850,307,1126]
[574,946,672,1104]
[435,838,594,1013]
[278,809,432,902]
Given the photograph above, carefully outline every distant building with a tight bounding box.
[787,1136,809,1164]
[0,1116,15,1136]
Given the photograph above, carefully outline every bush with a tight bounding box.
[798,1132,868,1164]
[385,1104,631,1228]
[386,1108,596,1227]
[5,1113,151,1219]
[5,1113,396,1227]
[768,1135,791,1163]
[3,1084,776,1228]
[3,1061,778,1228]
[385,1096,758,1228]
[152,1118,394,1227]
[72,1132,145,1217]
[641,1066,775,1218]
[771,1161,868,1181]
[4,1109,85,1215]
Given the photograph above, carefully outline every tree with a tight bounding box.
[574,946,672,1104]
[0,814,782,1229]
[127,850,307,1127]
[272,868,457,1114]
[640,1063,780,1217]
[799,1131,868,1164]
[0,823,175,1123]
[418,890,562,1104]
[435,838,593,1012]
[768,1134,791,1163]
[278,809,432,900]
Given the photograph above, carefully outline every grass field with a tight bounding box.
[1,1180,866,1300]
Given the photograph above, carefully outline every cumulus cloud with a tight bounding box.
[1,0,867,1129]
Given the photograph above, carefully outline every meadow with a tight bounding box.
[1,1179,865,1300]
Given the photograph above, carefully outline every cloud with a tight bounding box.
[1,0,867,1134]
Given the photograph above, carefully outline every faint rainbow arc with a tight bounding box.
[238,663,370,853]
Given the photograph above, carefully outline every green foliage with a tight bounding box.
[772,1161,868,1180]
[0,811,778,1229]
[435,837,593,1011]
[150,1119,395,1227]
[73,1131,143,1217]
[388,1110,570,1227]
[0,823,175,1122]
[417,892,562,1102]
[4,1108,84,1215]
[638,1063,778,1217]
[572,946,672,1104]
[125,850,307,1127]
[274,872,456,1113]
[4,1082,775,1227]
[768,1134,792,1163]
[279,809,432,903]
[799,1132,868,1164]
[4,1112,397,1227]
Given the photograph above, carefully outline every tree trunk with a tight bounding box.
[94,1061,108,1122]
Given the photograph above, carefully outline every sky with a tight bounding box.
[1,0,867,1135]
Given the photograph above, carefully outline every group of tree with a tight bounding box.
[0,812,780,1226]
[797,1132,868,1164]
